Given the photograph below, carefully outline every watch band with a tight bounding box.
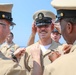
[11,53,18,62]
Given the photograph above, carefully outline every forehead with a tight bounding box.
[0,19,10,24]
[0,19,6,22]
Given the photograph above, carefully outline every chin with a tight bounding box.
[40,36,46,39]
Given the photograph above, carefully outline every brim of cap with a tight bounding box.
[52,31,61,35]
[9,21,16,26]
[36,23,51,26]
[52,31,59,33]
[11,22,16,25]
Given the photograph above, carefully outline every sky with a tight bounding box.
[0,0,66,47]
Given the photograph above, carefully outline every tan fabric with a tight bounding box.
[43,42,76,75]
[25,40,61,75]
[33,10,56,20]
[55,44,67,54]
[0,4,13,13]
[0,42,19,57]
[0,51,25,75]
[18,55,26,75]
[51,0,76,10]
[0,43,26,75]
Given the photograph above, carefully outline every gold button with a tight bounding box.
[2,14,5,18]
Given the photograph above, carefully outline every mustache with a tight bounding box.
[40,30,47,33]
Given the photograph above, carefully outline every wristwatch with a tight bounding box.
[11,53,18,62]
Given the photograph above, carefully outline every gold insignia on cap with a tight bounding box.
[2,14,5,18]
[39,14,42,19]
[60,13,64,17]
[38,13,44,20]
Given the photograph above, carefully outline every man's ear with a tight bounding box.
[67,22,73,33]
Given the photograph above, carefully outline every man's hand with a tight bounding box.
[48,51,61,62]
[62,44,72,54]
[13,48,25,59]
[32,21,37,35]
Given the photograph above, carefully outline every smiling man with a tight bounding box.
[25,10,61,75]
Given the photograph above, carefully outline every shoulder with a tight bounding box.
[26,42,39,53]
[11,43,20,50]
[52,40,61,46]
[49,40,61,49]
[0,43,7,49]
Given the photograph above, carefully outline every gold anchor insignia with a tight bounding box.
[39,14,42,19]
[38,13,44,19]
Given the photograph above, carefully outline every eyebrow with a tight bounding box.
[0,23,6,26]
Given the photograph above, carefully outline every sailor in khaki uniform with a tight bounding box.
[44,42,76,75]
[0,3,25,75]
[43,0,76,75]
[25,10,61,75]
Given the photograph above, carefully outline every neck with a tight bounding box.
[67,38,76,44]
[39,38,52,46]
[7,41,13,45]
[67,41,75,44]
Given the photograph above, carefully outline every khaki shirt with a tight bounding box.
[43,41,76,75]
[0,43,26,75]
[0,51,25,75]
[25,40,61,75]
[0,42,19,57]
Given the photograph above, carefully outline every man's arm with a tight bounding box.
[27,33,35,46]
[32,56,42,75]
[31,44,43,75]
[27,22,37,46]
[8,48,25,62]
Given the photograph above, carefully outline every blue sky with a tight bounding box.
[0,0,66,47]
